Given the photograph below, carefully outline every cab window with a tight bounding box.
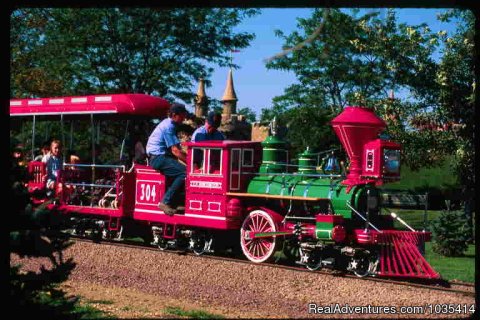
[242,149,253,167]
[208,149,222,174]
[191,147,206,174]
[190,147,222,175]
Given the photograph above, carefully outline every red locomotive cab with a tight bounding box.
[184,140,262,227]
[362,139,401,184]
[133,140,262,230]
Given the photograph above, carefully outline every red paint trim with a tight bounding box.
[315,214,344,224]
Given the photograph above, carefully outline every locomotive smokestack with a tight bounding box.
[331,106,385,187]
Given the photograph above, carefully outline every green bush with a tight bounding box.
[431,209,470,257]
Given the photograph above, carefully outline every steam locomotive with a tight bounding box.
[10,94,439,279]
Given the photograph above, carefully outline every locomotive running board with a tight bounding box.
[227,192,328,201]
[376,231,440,279]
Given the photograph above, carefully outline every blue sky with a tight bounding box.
[193,8,461,119]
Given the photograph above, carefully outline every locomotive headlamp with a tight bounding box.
[383,149,400,174]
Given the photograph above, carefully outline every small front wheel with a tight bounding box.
[305,252,322,271]
[350,256,371,277]
[158,239,169,251]
[191,233,212,256]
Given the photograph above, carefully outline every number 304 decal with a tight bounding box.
[136,182,159,204]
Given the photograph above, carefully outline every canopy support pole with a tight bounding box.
[61,114,66,163]
[31,115,36,160]
[120,120,130,161]
[69,121,74,151]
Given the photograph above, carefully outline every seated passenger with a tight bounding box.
[34,141,51,162]
[191,112,224,170]
[11,144,28,184]
[191,111,225,142]
[12,144,27,167]
[42,139,63,195]
[65,149,81,170]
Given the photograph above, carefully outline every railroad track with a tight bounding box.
[71,236,475,297]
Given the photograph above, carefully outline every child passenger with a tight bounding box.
[42,139,63,192]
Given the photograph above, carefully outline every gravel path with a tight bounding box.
[11,240,476,319]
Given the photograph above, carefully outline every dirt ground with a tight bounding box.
[11,240,476,319]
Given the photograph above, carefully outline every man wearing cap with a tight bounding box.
[191,111,225,142]
[146,103,189,216]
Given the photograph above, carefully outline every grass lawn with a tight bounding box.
[425,243,475,283]
[164,306,225,319]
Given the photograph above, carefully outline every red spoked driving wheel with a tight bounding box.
[240,209,279,263]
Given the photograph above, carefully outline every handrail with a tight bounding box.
[226,192,328,202]
[346,202,382,233]
[63,163,125,171]
[240,171,343,179]
[63,182,115,188]
[387,210,416,232]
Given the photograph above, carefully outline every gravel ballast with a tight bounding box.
[11,240,475,318]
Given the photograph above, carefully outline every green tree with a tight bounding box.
[431,208,470,257]
[10,169,81,318]
[434,9,475,239]
[266,9,439,114]
[10,10,66,97]
[10,8,259,162]
[11,8,259,101]
[263,9,443,162]
[435,10,474,188]
[261,102,336,156]
[237,106,257,122]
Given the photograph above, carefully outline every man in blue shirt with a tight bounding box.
[191,112,225,171]
[191,111,225,142]
[146,103,188,216]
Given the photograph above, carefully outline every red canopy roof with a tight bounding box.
[10,94,171,119]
